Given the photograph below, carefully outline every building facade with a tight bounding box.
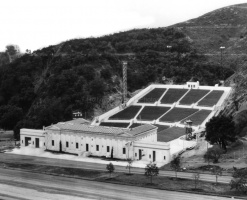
[20,129,45,148]
[20,120,171,164]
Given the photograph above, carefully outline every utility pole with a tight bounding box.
[220,46,225,80]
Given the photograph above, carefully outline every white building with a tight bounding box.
[20,129,45,148]
[20,120,171,164]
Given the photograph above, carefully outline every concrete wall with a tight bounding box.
[45,129,134,159]
[133,141,171,164]
[169,136,197,156]
[20,129,45,149]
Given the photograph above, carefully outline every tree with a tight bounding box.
[126,158,133,175]
[145,162,159,184]
[170,155,181,179]
[6,44,20,56]
[211,166,222,185]
[230,167,247,194]
[204,145,224,163]
[5,45,21,62]
[234,110,247,136]
[205,115,236,150]
[230,177,247,194]
[106,162,115,177]
[192,172,200,189]
[0,105,23,130]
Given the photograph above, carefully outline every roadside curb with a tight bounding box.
[0,165,243,199]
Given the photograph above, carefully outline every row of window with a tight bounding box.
[51,140,126,154]
[188,84,196,88]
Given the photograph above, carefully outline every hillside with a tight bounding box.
[173,3,247,54]
[171,3,247,79]
[2,3,247,138]
[171,3,247,134]
[0,27,231,139]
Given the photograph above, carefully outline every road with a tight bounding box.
[0,168,239,200]
[0,153,232,184]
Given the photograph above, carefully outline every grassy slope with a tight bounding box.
[172,3,247,55]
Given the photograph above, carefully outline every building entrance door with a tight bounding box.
[35,138,39,148]
[25,137,31,146]
[86,144,89,151]
[139,149,142,160]
[153,151,156,162]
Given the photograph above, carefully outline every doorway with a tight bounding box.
[139,149,142,160]
[153,151,156,162]
[25,137,31,146]
[35,138,39,148]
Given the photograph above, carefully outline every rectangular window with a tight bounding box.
[107,146,110,152]
[52,140,54,146]
[164,156,166,160]
[22,140,23,144]
[76,143,79,149]
[66,141,69,147]
[135,153,137,157]
[96,145,99,151]
[123,148,126,154]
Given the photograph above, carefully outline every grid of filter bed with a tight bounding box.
[99,122,130,128]
[154,124,170,132]
[159,108,199,123]
[160,89,188,104]
[129,123,169,132]
[109,105,142,120]
[157,127,186,142]
[197,90,224,107]
[138,88,166,103]
[179,89,210,105]
[136,106,171,121]
[180,110,212,126]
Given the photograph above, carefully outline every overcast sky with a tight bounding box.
[1,0,247,52]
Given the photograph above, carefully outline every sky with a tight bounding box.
[1,0,247,52]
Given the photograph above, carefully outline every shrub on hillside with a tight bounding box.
[204,145,224,163]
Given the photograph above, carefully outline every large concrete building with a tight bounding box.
[20,120,171,164]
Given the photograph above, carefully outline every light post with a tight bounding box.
[220,46,225,80]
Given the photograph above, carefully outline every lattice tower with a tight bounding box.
[122,61,127,103]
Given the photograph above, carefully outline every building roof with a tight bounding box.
[65,118,90,125]
[45,122,156,138]
[127,124,157,136]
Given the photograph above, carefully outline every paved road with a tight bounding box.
[0,168,239,200]
[0,153,232,184]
